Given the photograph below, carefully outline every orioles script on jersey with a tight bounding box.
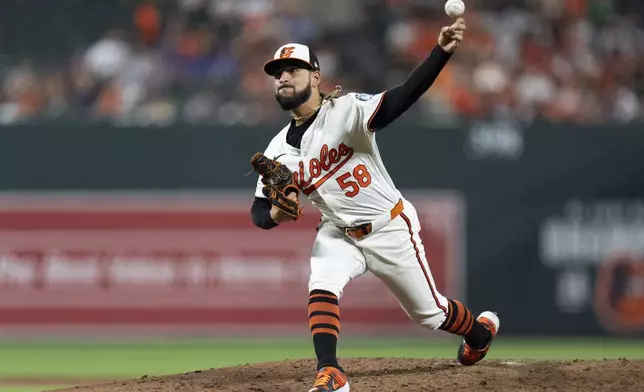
[295,143,354,195]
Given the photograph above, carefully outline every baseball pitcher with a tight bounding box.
[249,18,500,392]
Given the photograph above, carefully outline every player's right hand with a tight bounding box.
[438,17,466,53]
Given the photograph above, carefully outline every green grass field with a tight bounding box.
[2,337,644,392]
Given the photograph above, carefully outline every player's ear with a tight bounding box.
[311,70,321,88]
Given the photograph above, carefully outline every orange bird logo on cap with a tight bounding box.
[279,46,296,58]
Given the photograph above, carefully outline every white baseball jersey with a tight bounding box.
[255,92,403,227]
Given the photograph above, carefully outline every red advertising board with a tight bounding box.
[0,191,464,337]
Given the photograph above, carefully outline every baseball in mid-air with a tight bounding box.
[445,0,465,17]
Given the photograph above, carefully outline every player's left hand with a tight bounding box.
[438,18,466,53]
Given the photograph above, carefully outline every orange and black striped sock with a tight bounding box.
[439,298,491,349]
[308,289,342,371]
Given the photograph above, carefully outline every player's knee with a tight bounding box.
[410,310,448,331]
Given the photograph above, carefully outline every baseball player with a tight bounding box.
[249,18,499,392]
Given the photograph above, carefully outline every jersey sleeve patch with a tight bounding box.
[346,92,386,134]
[355,93,375,101]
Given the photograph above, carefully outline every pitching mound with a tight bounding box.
[50,358,644,392]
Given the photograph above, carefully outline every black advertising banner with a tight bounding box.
[0,121,643,336]
[456,122,644,337]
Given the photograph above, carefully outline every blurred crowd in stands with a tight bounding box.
[0,0,643,126]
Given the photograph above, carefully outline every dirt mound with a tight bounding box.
[49,358,644,392]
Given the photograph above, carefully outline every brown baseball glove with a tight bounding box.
[250,152,303,220]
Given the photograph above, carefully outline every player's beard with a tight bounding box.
[275,80,312,111]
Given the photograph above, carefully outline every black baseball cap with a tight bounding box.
[264,43,321,76]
